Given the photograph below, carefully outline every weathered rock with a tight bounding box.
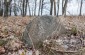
[22,15,66,49]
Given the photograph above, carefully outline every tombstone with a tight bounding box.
[22,15,66,49]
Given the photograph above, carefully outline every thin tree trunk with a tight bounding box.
[22,0,25,17]
[4,0,8,17]
[54,0,56,15]
[50,0,53,15]
[62,0,68,16]
[79,0,83,16]
[0,1,1,8]
[62,0,64,15]
[28,0,31,16]
[9,0,12,16]
[41,0,44,15]
[14,4,17,16]
[0,1,3,16]
[14,0,17,16]
[57,0,60,17]
[21,0,23,15]
[34,0,37,16]
[4,0,12,17]
[38,0,41,16]
[25,0,28,16]
[9,6,11,16]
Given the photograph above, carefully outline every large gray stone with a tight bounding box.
[22,15,66,49]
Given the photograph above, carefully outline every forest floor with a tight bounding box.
[59,16,85,33]
[0,16,85,55]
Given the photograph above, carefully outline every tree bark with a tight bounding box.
[54,0,56,15]
[0,1,3,16]
[50,0,53,15]
[62,0,68,16]
[22,0,25,17]
[57,0,60,17]
[38,0,41,16]
[41,0,44,15]
[4,0,12,17]
[34,0,37,16]
[24,0,28,16]
[14,0,17,16]
[62,0,64,15]
[79,0,83,16]
[28,0,31,16]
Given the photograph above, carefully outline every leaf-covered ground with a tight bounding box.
[0,16,85,55]
[59,16,85,33]
[0,16,35,55]
[0,16,34,38]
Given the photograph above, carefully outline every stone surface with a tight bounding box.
[22,15,66,49]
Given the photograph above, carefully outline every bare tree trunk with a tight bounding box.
[28,0,31,16]
[38,0,41,16]
[54,0,56,15]
[50,0,53,15]
[57,0,60,17]
[8,0,12,16]
[14,5,17,16]
[4,0,8,17]
[22,0,25,17]
[62,0,68,16]
[4,0,12,17]
[22,0,28,16]
[79,0,83,16]
[21,0,23,15]
[41,0,44,15]
[0,0,1,9]
[62,0,64,15]
[9,6,11,16]
[24,0,28,16]
[34,0,37,16]
[14,0,17,16]
[0,1,3,16]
